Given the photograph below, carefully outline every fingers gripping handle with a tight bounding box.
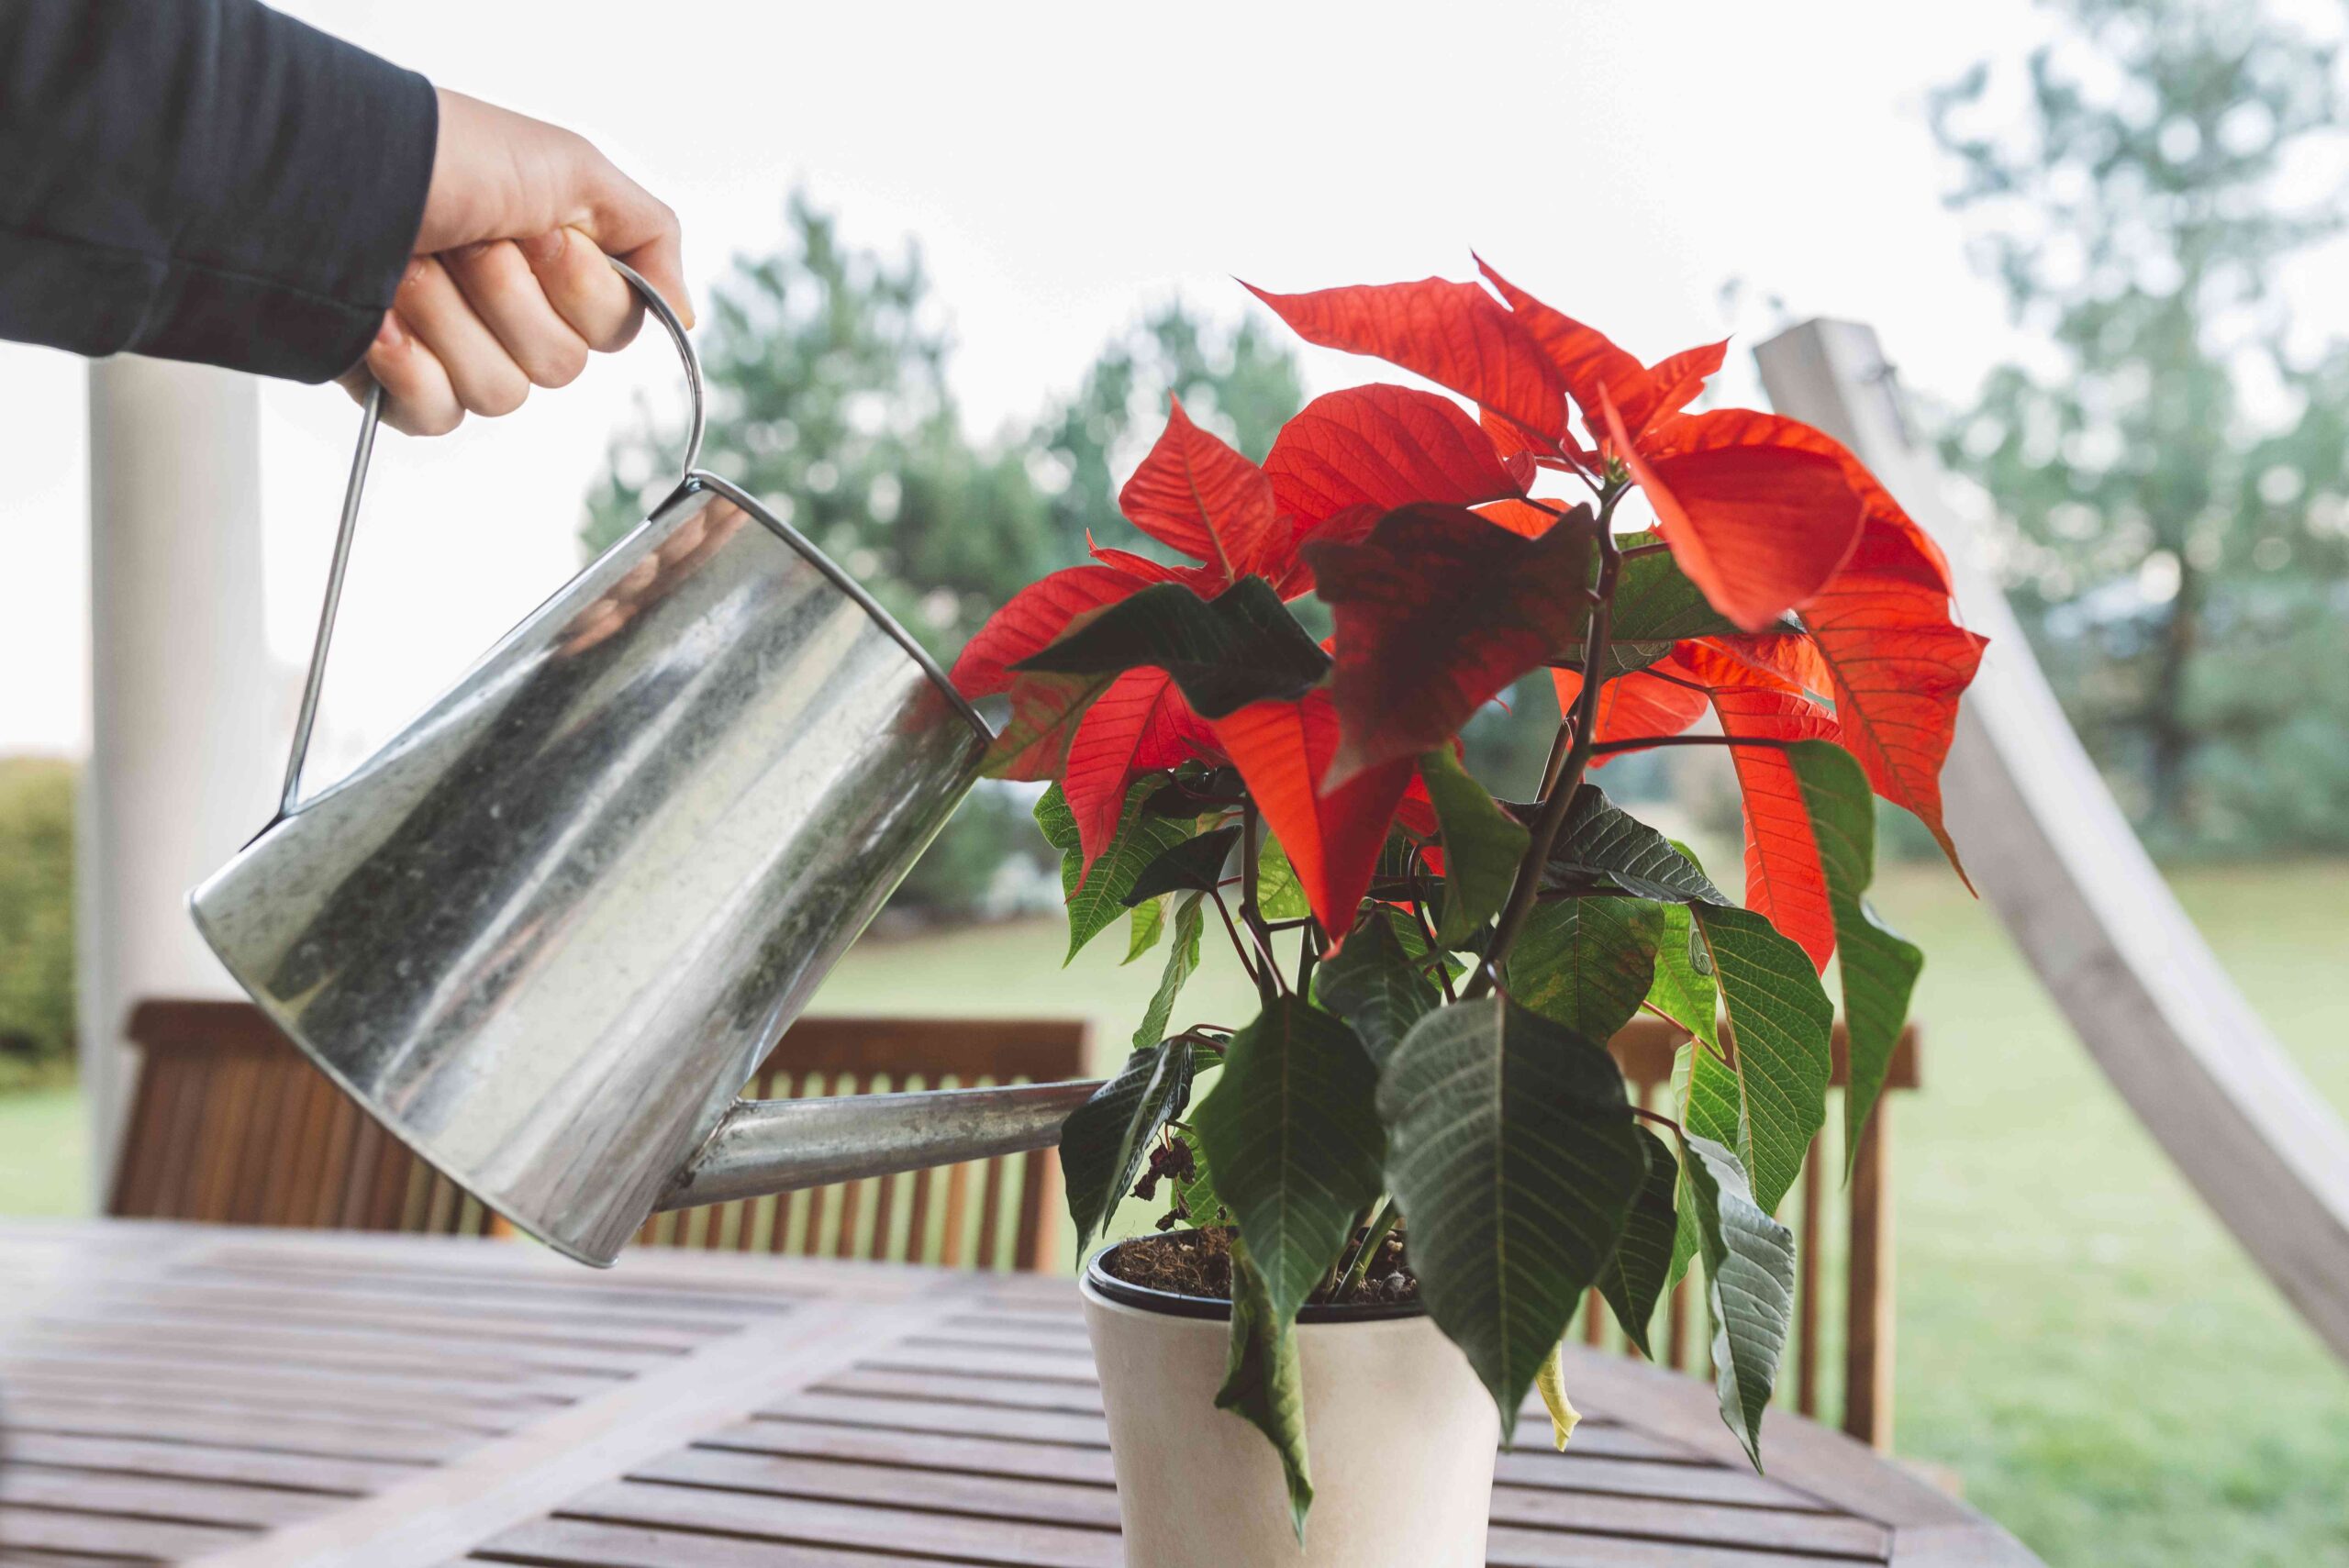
[277,259,707,818]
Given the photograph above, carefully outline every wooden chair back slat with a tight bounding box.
[112,1000,499,1240]
[1601,1013,1920,1451]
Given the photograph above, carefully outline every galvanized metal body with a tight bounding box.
[190,263,1098,1268]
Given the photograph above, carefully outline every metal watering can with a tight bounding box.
[191,262,1100,1267]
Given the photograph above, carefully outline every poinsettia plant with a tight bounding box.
[952,259,1985,1532]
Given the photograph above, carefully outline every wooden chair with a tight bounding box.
[112,999,1088,1276]
[1601,1013,1921,1451]
[110,999,497,1236]
[630,1016,1090,1274]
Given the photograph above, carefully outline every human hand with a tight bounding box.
[340,88,694,436]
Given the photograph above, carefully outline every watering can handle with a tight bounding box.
[277,259,708,818]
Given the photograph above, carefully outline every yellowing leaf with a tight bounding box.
[1536,1342,1581,1451]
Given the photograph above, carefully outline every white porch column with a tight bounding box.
[81,358,278,1202]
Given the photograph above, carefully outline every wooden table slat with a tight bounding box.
[0,1431,415,1496]
[20,1313,667,1380]
[161,1262,796,1328]
[634,1447,1123,1529]
[467,1516,945,1568]
[64,1285,728,1352]
[696,1418,1120,1486]
[809,1365,1107,1413]
[178,1252,805,1316]
[859,1343,1100,1385]
[0,1465,340,1529]
[1,1379,517,1439]
[0,1501,255,1559]
[1488,1485,1890,1558]
[5,1335,614,1401]
[0,1353,575,1418]
[760,1390,1110,1448]
[555,1477,1125,1568]
[1,1400,475,1465]
[1492,1450,1834,1511]
[1486,1522,1881,1567]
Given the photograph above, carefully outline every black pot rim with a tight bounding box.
[1083,1238,1426,1324]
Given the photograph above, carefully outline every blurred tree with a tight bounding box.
[0,759,75,1086]
[1931,0,2349,852]
[583,195,1306,913]
[584,194,1058,664]
[1030,305,1302,548]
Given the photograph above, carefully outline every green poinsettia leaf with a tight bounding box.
[1384,903,1468,982]
[1313,906,1441,1068]
[1130,895,1206,1053]
[1508,895,1664,1042]
[1418,748,1531,944]
[1543,786,1730,906]
[1687,903,1833,1217]
[1644,900,1720,1058]
[1060,1034,1196,1258]
[1667,1040,1704,1295]
[1038,780,1194,964]
[1255,834,1311,921]
[1597,1124,1679,1359]
[1191,997,1386,1328]
[1681,1131,1797,1469]
[1012,578,1331,720]
[1378,995,1649,1439]
[1125,897,1166,965]
[1217,1237,1313,1543]
[1644,846,1720,1296]
[1125,824,1242,906]
[1784,740,1924,1173]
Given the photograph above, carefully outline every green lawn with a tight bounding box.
[0,1083,88,1217]
[6,861,2343,1563]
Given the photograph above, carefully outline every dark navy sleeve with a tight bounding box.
[0,0,439,381]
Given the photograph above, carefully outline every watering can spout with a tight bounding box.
[655,1079,1104,1214]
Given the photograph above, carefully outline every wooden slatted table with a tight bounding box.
[0,1222,2038,1566]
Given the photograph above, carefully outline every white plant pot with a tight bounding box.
[1082,1250,1500,1567]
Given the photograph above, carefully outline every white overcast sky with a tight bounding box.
[6,0,2335,760]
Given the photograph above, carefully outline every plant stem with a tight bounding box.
[1335,1198,1402,1299]
[1629,1104,1684,1134]
[1208,888,1270,998]
[1405,851,1457,1002]
[1618,539,1673,560]
[1236,802,1285,991]
[1537,719,1575,797]
[1466,498,1627,998]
